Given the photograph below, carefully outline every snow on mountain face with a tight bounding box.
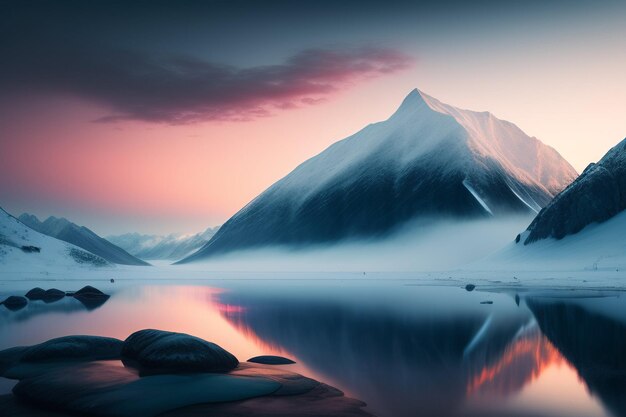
[108,226,219,261]
[521,137,626,245]
[18,214,149,266]
[0,207,110,270]
[181,89,577,262]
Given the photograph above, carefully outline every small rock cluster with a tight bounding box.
[1,285,110,311]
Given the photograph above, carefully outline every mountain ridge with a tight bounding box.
[19,213,149,266]
[177,88,577,262]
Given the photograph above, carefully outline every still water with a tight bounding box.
[1,278,625,417]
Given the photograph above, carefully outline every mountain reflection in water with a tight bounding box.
[217,285,622,417]
[0,281,624,417]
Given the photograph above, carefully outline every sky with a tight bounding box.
[1,0,625,235]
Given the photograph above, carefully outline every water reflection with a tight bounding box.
[216,285,618,417]
[529,298,626,417]
[0,281,624,417]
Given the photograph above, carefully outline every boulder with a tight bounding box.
[25,288,65,303]
[12,361,279,417]
[122,329,238,373]
[73,286,106,297]
[2,296,28,311]
[72,286,110,310]
[20,335,123,362]
[247,355,296,365]
[25,288,46,300]
[43,289,65,303]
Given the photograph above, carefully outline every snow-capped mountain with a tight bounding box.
[18,213,149,266]
[520,137,626,245]
[108,226,219,261]
[0,207,110,270]
[181,89,577,262]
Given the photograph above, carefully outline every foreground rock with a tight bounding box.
[12,362,280,417]
[248,355,296,365]
[0,330,373,417]
[122,329,239,373]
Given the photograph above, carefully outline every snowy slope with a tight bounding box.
[480,209,626,272]
[0,207,110,271]
[521,137,626,244]
[181,89,577,262]
[19,214,149,266]
[109,226,219,261]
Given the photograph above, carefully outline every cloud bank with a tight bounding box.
[1,41,413,124]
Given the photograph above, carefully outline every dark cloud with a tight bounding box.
[0,40,412,123]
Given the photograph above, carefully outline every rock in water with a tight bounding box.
[25,288,46,300]
[43,289,65,303]
[248,355,296,365]
[465,284,476,292]
[2,296,28,311]
[73,285,106,297]
[72,286,110,309]
[122,329,239,373]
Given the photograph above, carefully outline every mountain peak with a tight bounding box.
[180,89,577,262]
[393,88,430,114]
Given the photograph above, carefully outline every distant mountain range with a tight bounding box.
[108,227,219,261]
[1,208,110,270]
[18,214,148,266]
[180,88,577,263]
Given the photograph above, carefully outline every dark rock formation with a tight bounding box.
[20,245,41,253]
[248,355,296,365]
[20,335,123,362]
[122,329,239,373]
[24,288,65,303]
[25,288,46,300]
[2,296,28,311]
[0,331,372,417]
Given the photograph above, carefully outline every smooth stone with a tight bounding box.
[231,363,318,396]
[42,289,65,303]
[247,356,296,365]
[159,383,374,417]
[122,329,238,373]
[25,288,46,300]
[20,335,123,363]
[2,296,28,311]
[13,362,280,417]
[71,286,110,310]
[25,288,65,303]
[74,285,106,296]
[0,347,28,375]
[465,284,476,292]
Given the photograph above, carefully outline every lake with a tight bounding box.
[1,277,625,417]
